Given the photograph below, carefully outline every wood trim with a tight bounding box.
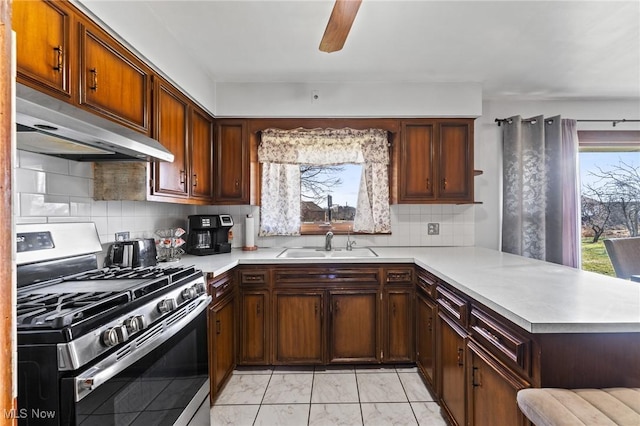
[0,0,15,422]
[578,130,640,147]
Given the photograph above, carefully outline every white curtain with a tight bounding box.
[258,128,390,235]
[502,115,580,267]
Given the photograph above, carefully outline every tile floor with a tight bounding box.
[204,365,447,426]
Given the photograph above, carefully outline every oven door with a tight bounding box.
[60,295,211,426]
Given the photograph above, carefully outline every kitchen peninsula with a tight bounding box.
[174,245,640,426]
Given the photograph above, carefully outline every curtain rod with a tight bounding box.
[494,118,640,127]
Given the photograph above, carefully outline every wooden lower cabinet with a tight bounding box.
[384,289,414,363]
[416,291,437,388]
[467,341,530,426]
[239,290,269,365]
[439,312,468,426]
[329,290,380,363]
[273,291,323,364]
[209,293,234,403]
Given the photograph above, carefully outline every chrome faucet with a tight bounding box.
[346,230,356,251]
[325,231,334,251]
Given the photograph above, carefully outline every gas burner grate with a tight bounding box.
[16,291,130,329]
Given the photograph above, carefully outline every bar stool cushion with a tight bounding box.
[516,388,640,426]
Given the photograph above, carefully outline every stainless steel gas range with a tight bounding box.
[15,223,210,426]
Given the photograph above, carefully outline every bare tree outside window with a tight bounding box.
[299,164,360,232]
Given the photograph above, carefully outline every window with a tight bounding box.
[257,128,391,236]
[300,164,362,234]
[579,130,640,276]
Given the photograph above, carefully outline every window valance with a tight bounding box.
[258,128,389,165]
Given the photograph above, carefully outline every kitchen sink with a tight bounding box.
[277,247,378,259]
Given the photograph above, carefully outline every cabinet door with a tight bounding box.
[273,291,323,364]
[468,341,529,426]
[13,0,71,98]
[210,295,235,401]
[329,291,379,363]
[416,293,437,388]
[214,120,249,204]
[152,80,189,198]
[439,312,468,426]
[239,291,269,364]
[385,289,414,363]
[190,107,214,201]
[400,122,436,202]
[438,122,472,201]
[79,23,150,134]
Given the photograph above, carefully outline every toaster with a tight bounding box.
[105,238,157,268]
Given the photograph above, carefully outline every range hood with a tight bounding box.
[15,84,174,162]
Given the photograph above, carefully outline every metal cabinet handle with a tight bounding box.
[179,170,185,184]
[193,174,198,187]
[89,68,98,91]
[216,319,221,334]
[457,348,464,366]
[53,46,63,72]
[426,178,430,190]
[472,366,481,387]
[443,178,448,190]
[235,179,240,188]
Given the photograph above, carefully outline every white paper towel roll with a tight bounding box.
[244,214,256,249]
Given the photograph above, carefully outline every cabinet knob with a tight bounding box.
[89,68,98,91]
[235,179,240,188]
[443,178,447,190]
[193,174,198,187]
[53,46,63,72]
[426,178,430,190]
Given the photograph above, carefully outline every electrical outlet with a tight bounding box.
[115,231,130,241]
[427,223,439,235]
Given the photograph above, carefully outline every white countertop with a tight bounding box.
[168,246,640,334]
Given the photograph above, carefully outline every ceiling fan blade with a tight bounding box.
[319,0,362,53]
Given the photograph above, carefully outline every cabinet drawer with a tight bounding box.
[436,286,468,327]
[275,268,379,286]
[208,274,234,303]
[470,308,530,374]
[240,270,269,286]
[385,268,413,285]
[416,270,437,298]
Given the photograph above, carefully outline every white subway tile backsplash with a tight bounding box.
[15,168,46,194]
[15,155,475,246]
[19,150,69,174]
[47,174,92,197]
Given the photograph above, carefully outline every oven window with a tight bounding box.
[64,312,208,426]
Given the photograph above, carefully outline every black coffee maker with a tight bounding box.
[186,214,234,255]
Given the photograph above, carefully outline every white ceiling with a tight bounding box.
[79,0,640,101]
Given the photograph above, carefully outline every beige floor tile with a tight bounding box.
[309,403,363,426]
[357,373,407,403]
[311,373,359,403]
[262,374,313,404]
[254,404,310,426]
[214,374,270,405]
[398,372,435,402]
[361,402,418,425]
[210,404,260,426]
[411,402,447,426]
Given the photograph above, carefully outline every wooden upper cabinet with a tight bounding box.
[397,119,474,203]
[13,0,72,99]
[401,122,436,201]
[78,22,151,135]
[190,107,214,201]
[438,122,473,200]
[214,120,249,204]
[152,79,189,198]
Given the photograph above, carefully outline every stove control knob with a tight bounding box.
[101,325,128,347]
[194,282,206,294]
[182,287,197,301]
[124,315,146,334]
[157,298,175,314]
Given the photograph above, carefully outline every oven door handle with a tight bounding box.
[74,294,211,402]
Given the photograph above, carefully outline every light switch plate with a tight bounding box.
[427,223,439,235]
